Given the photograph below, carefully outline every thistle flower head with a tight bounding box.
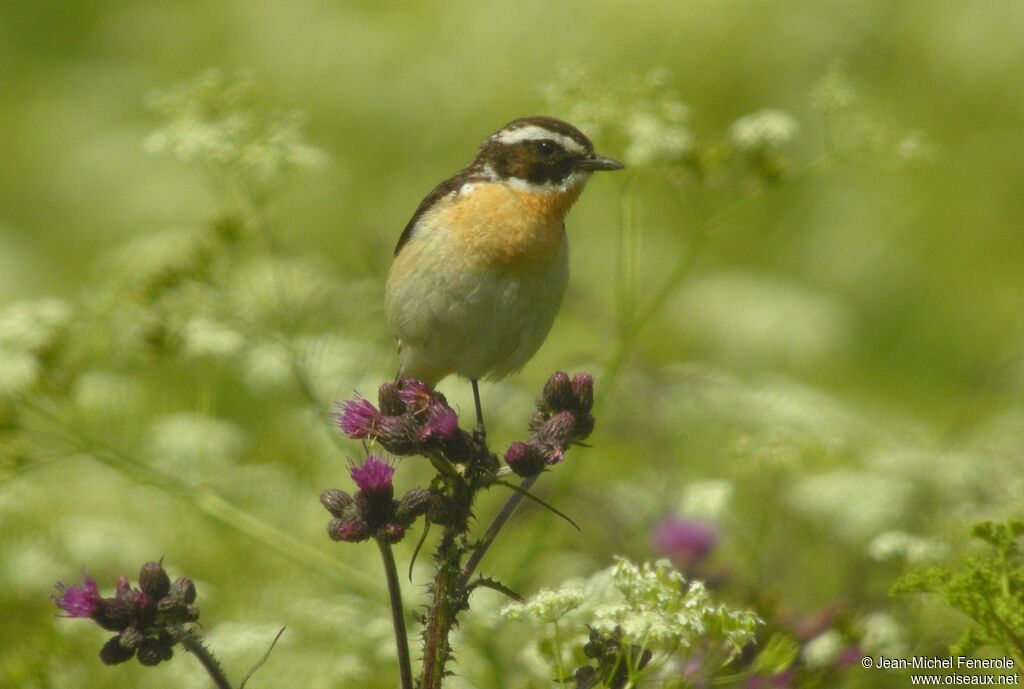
[334,397,381,439]
[377,382,406,416]
[52,573,102,618]
[349,456,395,494]
[419,404,459,441]
[397,377,435,413]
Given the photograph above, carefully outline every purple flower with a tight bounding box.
[349,456,395,494]
[505,441,547,477]
[419,404,459,441]
[653,517,719,566]
[52,573,101,618]
[397,378,434,412]
[334,397,380,439]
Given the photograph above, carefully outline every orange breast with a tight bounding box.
[432,183,582,270]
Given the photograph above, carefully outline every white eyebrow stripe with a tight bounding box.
[493,125,587,153]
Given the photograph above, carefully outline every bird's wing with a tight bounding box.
[393,175,463,256]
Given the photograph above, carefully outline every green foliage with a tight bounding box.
[3,3,1024,688]
[893,520,1024,664]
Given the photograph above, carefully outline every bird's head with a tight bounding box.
[470,116,624,192]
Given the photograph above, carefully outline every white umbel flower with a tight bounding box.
[730,110,800,151]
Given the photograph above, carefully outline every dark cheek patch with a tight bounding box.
[485,143,578,186]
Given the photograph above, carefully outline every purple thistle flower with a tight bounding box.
[52,573,101,618]
[334,397,381,439]
[397,377,434,412]
[419,404,459,441]
[653,517,719,566]
[349,456,395,494]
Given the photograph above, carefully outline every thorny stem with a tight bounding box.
[377,540,414,689]
[421,478,475,689]
[175,625,233,689]
[458,475,539,588]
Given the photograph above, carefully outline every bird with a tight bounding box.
[385,116,624,434]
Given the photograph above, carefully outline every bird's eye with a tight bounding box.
[535,140,558,157]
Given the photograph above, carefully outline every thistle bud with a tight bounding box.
[328,515,370,542]
[375,415,421,455]
[95,596,134,631]
[100,635,135,665]
[537,411,577,450]
[119,626,144,650]
[505,441,547,477]
[136,636,173,666]
[571,373,594,413]
[377,522,406,544]
[541,371,574,411]
[573,413,595,441]
[439,429,477,465]
[320,489,354,517]
[138,562,170,600]
[377,382,406,416]
[397,487,433,521]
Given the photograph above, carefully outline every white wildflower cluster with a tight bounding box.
[146,412,248,482]
[500,586,585,624]
[789,470,912,541]
[0,298,72,398]
[859,612,905,656]
[729,110,799,151]
[679,479,734,521]
[801,629,843,668]
[181,317,245,358]
[810,64,939,164]
[71,371,145,415]
[145,70,327,201]
[672,271,854,370]
[541,64,693,167]
[589,558,760,650]
[867,530,950,564]
[99,227,210,287]
[808,64,858,113]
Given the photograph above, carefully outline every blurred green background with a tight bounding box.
[2,1,1023,687]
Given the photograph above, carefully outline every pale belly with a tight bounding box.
[385,230,569,385]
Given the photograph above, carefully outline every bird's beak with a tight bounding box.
[576,153,625,171]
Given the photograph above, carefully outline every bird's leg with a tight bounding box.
[471,379,486,442]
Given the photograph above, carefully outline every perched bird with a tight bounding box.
[385,116,623,431]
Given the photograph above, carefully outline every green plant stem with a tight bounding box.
[377,540,414,689]
[458,475,539,588]
[176,626,233,689]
